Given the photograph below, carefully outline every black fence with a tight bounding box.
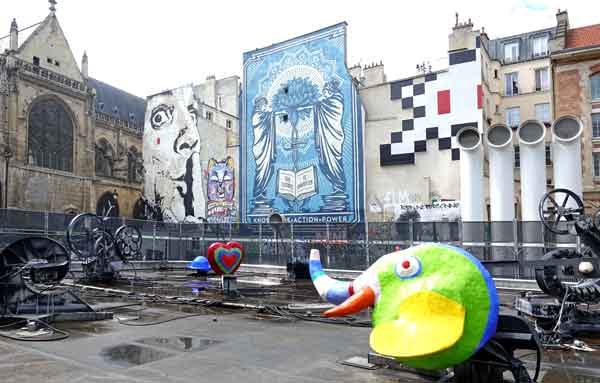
[0,209,580,280]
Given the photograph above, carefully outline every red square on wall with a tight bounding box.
[477,84,483,109]
[437,90,451,115]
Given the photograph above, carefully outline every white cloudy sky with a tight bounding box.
[1,0,598,98]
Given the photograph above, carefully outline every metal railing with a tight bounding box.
[0,209,580,280]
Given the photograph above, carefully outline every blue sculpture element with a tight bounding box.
[241,23,365,224]
[187,256,211,273]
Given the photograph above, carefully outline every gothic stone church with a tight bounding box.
[0,7,145,217]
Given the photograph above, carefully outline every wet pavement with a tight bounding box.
[1,270,600,382]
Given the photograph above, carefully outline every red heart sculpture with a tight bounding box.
[207,241,244,275]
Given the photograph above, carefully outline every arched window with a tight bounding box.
[127,146,143,183]
[592,73,600,100]
[96,191,119,217]
[95,138,114,177]
[28,98,74,172]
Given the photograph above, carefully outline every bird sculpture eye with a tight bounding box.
[394,256,422,279]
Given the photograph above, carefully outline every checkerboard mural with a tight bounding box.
[380,41,483,166]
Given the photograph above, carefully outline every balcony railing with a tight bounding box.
[95,111,143,134]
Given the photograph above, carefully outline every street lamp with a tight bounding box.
[3,146,12,209]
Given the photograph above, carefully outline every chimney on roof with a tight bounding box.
[9,19,18,51]
[362,60,386,87]
[449,14,478,52]
[550,9,569,52]
[81,51,88,78]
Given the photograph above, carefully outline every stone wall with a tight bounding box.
[554,58,600,198]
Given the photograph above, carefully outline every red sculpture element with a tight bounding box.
[207,241,244,275]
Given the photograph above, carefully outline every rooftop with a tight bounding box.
[88,77,147,125]
[566,23,600,49]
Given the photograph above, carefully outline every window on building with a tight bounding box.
[46,57,53,64]
[494,69,498,79]
[226,119,232,130]
[514,146,520,168]
[545,144,552,166]
[535,68,549,91]
[206,111,213,121]
[592,73,600,100]
[535,103,551,123]
[505,72,519,96]
[593,113,600,139]
[217,96,223,108]
[33,56,40,66]
[504,41,519,63]
[28,98,74,172]
[506,107,520,128]
[127,146,142,183]
[532,36,549,57]
[594,152,600,177]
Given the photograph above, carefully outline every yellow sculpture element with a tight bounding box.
[370,291,466,358]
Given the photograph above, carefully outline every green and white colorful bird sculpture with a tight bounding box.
[310,244,499,370]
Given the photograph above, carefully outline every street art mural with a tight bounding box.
[143,86,206,223]
[241,23,365,224]
[207,157,236,222]
[380,36,483,166]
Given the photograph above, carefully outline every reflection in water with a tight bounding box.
[100,344,173,368]
[541,367,600,383]
[136,336,222,352]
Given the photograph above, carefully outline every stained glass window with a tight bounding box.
[28,99,74,172]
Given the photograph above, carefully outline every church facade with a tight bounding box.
[0,7,145,217]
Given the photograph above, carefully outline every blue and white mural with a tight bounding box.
[241,23,365,224]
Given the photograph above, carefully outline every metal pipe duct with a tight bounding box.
[551,116,583,205]
[457,127,484,222]
[486,124,515,222]
[517,120,547,222]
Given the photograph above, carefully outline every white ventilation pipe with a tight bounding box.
[457,127,484,222]
[486,124,515,222]
[551,116,583,206]
[517,120,547,222]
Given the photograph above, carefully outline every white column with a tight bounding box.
[486,124,515,222]
[552,115,583,206]
[517,120,547,221]
[457,127,484,222]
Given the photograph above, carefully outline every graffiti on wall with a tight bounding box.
[241,23,365,224]
[143,86,206,223]
[369,191,460,221]
[380,36,482,166]
[207,157,236,222]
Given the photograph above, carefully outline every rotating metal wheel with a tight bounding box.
[114,225,142,259]
[66,213,104,258]
[538,188,585,235]
[0,237,70,295]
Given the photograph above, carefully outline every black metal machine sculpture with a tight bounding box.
[0,237,72,316]
[66,209,142,282]
[516,188,600,343]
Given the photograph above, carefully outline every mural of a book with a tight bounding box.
[241,23,366,224]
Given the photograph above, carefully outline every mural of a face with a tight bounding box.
[143,86,206,223]
[208,157,235,202]
[241,23,365,224]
